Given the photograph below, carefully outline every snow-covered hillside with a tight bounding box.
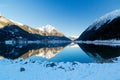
[87,9,120,31]
[0,58,120,80]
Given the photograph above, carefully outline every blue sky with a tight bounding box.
[0,0,120,36]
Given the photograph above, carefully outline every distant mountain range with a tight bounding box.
[3,9,120,43]
[68,36,79,40]
[76,9,120,41]
[0,15,71,42]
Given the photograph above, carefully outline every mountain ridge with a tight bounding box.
[0,15,65,37]
[77,9,120,41]
[0,15,71,42]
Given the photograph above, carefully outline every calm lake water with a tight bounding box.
[0,42,120,63]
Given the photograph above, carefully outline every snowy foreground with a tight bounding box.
[0,58,120,80]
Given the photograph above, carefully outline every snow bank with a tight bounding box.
[0,58,120,80]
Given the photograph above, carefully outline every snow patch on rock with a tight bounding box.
[37,25,56,33]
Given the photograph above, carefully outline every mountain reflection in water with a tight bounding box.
[0,43,70,59]
[1,42,120,63]
[21,47,64,59]
[78,43,120,62]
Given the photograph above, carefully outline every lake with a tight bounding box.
[0,42,119,63]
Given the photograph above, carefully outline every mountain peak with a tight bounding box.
[37,25,64,36]
[41,24,55,32]
[43,24,55,28]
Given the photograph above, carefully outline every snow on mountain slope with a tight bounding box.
[0,15,44,35]
[9,19,24,26]
[0,15,24,27]
[39,25,55,33]
[37,25,64,36]
[78,9,120,40]
[87,9,120,31]
[0,15,13,28]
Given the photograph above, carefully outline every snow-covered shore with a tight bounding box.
[0,58,120,80]
[76,40,120,46]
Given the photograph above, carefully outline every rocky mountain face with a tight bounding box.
[77,10,120,41]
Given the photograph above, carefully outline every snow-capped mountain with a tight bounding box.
[37,25,64,36]
[77,9,120,41]
[0,15,65,37]
[87,9,120,31]
[0,15,71,42]
[68,36,79,40]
